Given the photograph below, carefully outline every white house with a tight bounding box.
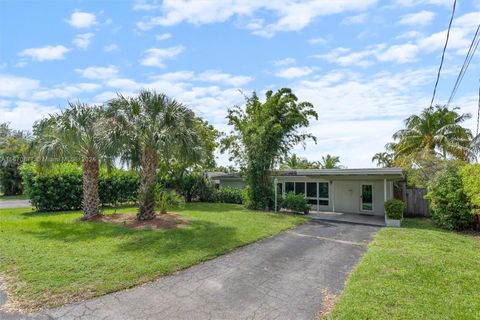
[210,168,405,217]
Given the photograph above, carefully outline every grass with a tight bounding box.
[0,202,306,310]
[0,194,29,201]
[329,219,480,320]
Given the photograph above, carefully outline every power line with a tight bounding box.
[477,79,480,136]
[446,23,480,107]
[429,0,457,108]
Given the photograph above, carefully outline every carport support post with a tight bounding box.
[274,177,278,213]
[384,178,387,224]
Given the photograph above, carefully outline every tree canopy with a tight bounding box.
[222,88,318,209]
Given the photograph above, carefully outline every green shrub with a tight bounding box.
[384,199,404,219]
[162,171,212,202]
[281,191,309,214]
[211,187,243,204]
[155,188,185,214]
[425,162,474,230]
[21,163,139,211]
[459,163,480,210]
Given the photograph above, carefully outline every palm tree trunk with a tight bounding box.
[82,150,100,220]
[138,146,157,221]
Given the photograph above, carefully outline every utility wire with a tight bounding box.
[429,0,457,108]
[446,23,480,107]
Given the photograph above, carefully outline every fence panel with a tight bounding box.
[405,188,431,217]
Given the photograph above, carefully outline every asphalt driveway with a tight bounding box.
[0,199,31,209]
[4,221,378,320]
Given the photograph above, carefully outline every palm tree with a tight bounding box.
[319,154,342,169]
[392,105,472,161]
[105,90,201,221]
[372,152,393,167]
[33,102,110,220]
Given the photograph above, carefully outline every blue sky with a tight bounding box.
[1,0,479,168]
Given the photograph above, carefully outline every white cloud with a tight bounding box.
[0,101,59,131]
[273,57,296,67]
[308,37,327,45]
[72,33,94,49]
[75,65,119,80]
[156,33,172,41]
[19,45,69,61]
[31,83,101,101]
[103,44,119,52]
[377,43,419,63]
[393,0,451,7]
[66,11,97,28]
[341,13,366,25]
[133,0,162,11]
[196,70,252,87]
[136,0,377,37]
[140,46,184,67]
[275,66,313,79]
[399,10,435,26]
[0,74,40,98]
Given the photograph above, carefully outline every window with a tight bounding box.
[285,182,294,193]
[319,200,329,206]
[308,199,318,205]
[319,182,329,198]
[295,182,305,195]
[306,182,317,197]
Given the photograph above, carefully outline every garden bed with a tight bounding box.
[91,212,189,230]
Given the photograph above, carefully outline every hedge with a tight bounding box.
[21,163,139,211]
[384,199,404,220]
[210,186,243,204]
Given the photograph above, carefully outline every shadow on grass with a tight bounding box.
[24,218,240,256]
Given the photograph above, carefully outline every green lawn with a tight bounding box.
[329,219,480,320]
[0,203,306,310]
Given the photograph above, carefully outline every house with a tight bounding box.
[209,168,405,217]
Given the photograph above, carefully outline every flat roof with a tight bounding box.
[275,168,404,177]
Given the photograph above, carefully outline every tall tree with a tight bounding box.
[319,154,342,169]
[392,105,472,161]
[106,90,201,221]
[222,88,318,209]
[0,123,30,196]
[371,152,393,168]
[33,103,109,220]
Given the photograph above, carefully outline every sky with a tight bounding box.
[1,0,479,168]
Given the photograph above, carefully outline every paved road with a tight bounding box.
[2,221,378,320]
[0,200,31,209]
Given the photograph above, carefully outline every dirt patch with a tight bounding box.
[91,212,189,231]
[315,288,339,319]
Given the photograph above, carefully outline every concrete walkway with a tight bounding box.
[4,221,378,320]
[0,199,31,209]
[308,211,386,227]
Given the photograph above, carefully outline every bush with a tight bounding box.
[384,199,404,219]
[425,162,474,230]
[459,163,480,209]
[21,163,139,211]
[162,171,212,202]
[211,187,243,204]
[155,188,185,214]
[281,191,309,214]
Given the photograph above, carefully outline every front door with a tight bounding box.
[361,184,373,212]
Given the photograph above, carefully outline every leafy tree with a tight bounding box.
[106,90,201,221]
[222,88,318,209]
[371,152,393,168]
[0,123,30,196]
[280,154,321,169]
[392,105,472,161]
[32,103,111,220]
[319,154,342,169]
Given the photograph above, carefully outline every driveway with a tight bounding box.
[4,221,378,320]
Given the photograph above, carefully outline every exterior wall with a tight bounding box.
[217,178,246,189]
[276,176,397,216]
[333,180,390,216]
